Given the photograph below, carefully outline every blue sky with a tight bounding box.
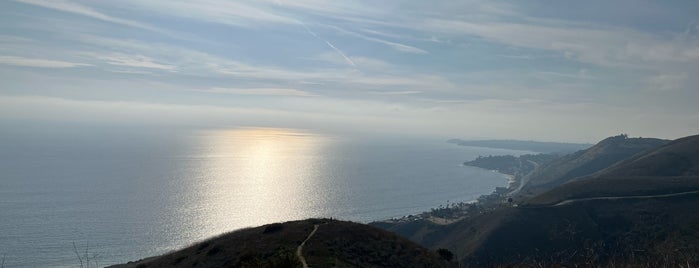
[1,0,698,142]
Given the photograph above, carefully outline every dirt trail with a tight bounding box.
[296,224,319,268]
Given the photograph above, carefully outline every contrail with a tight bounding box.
[322,41,356,67]
[302,23,356,67]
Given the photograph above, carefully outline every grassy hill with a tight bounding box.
[109,219,454,268]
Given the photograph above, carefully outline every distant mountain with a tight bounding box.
[109,219,454,268]
[515,134,668,198]
[447,139,592,153]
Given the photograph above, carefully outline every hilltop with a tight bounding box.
[109,219,454,268]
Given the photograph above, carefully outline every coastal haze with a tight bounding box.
[0,127,520,267]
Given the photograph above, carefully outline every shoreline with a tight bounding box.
[377,167,516,225]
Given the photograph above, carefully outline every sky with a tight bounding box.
[1,0,698,142]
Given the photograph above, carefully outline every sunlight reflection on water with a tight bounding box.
[186,128,332,238]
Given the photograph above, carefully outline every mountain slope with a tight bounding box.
[516,134,667,198]
[593,134,699,177]
[528,134,699,205]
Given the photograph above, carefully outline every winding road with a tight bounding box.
[551,190,699,207]
[510,159,541,195]
[296,224,320,268]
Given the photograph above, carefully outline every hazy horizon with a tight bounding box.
[2,1,699,142]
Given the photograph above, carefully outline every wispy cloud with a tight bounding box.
[0,55,90,68]
[535,70,593,80]
[369,90,421,95]
[267,0,381,22]
[199,87,318,97]
[84,53,176,71]
[116,0,299,27]
[647,73,689,91]
[12,0,161,32]
[422,18,699,68]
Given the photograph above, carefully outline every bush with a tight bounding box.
[437,248,454,261]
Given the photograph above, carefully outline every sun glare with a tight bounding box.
[189,128,331,236]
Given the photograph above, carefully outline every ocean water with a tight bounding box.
[0,127,527,267]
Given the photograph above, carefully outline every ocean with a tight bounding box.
[0,127,527,267]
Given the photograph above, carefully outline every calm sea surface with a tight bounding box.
[0,127,527,267]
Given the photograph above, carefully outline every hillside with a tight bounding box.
[528,135,699,205]
[593,134,699,177]
[447,194,699,266]
[515,134,667,198]
[109,219,454,268]
[377,192,699,266]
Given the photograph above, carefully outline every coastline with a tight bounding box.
[377,167,515,226]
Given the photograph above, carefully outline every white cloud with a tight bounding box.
[0,56,90,68]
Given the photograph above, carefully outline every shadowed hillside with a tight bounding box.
[109,219,454,268]
[439,194,699,266]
